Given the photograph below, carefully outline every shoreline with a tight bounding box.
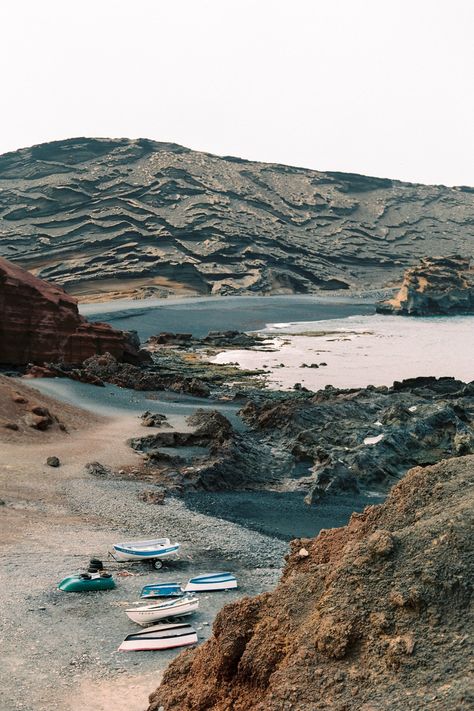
[79,290,383,317]
[0,404,286,711]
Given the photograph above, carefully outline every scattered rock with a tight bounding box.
[140,411,169,428]
[85,461,113,478]
[11,393,27,404]
[24,413,51,431]
[138,489,166,505]
[1,420,19,430]
[46,456,60,467]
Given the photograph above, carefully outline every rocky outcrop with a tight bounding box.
[0,256,143,366]
[376,256,474,315]
[148,454,474,711]
[147,331,266,351]
[240,377,474,501]
[0,138,472,299]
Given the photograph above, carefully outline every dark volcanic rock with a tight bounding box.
[0,138,472,299]
[240,377,474,501]
[376,255,474,315]
[0,256,143,366]
[186,409,233,442]
[46,456,60,467]
[55,352,211,398]
[140,411,170,428]
[148,455,474,711]
[147,330,267,351]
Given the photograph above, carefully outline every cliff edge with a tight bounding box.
[149,455,474,710]
[0,256,142,365]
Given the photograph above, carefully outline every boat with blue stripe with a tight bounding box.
[110,538,180,569]
[184,572,237,592]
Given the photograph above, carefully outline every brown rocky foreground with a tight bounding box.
[149,455,474,711]
[376,255,474,315]
[0,256,143,366]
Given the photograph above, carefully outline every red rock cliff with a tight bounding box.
[0,257,141,365]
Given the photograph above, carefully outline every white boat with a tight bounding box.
[125,595,199,625]
[184,572,238,592]
[118,622,198,651]
[111,538,180,568]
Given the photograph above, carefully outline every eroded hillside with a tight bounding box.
[149,455,474,711]
[0,138,472,300]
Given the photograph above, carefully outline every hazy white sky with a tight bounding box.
[1,0,472,185]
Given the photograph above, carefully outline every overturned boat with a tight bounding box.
[118,622,198,652]
[184,572,238,592]
[58,571,116,592]
[140,582,184,598]
[125,595,199,626]
[110,538,180,569]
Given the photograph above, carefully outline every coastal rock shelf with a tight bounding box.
[149,454,474,711]
[0,137,473,299]
[376,255,474,315]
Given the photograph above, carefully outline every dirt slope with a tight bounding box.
[149,455,474,711]
[0,373,102,441]
[0,138,472,300]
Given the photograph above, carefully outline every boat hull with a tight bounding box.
[125,597,199,626]
[118,623,197,651]
[112,541,180,562]
[184,573,237,592]
[58,574,116,592]
[140,583,184,598]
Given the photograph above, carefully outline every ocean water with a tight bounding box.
[212,312,474,389]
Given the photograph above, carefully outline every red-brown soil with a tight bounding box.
[149,455,474,711]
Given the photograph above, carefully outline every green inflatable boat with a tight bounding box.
[58,572,116,592]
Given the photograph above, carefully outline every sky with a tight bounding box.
[0,0,472,186]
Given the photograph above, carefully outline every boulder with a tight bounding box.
[46,456,60,467]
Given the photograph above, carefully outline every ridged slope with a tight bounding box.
[0,138,473,299]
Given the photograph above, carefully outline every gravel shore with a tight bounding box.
[0,407,285,711]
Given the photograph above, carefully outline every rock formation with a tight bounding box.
[376,256,474,315]
[0,138,472,299]
[0,256,142,365]
[240,377,474,501]
[148,454,474,711]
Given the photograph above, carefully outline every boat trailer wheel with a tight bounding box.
[152,559,163,570]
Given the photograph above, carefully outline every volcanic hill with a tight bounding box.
[149,454,474,711]
[0,138,473,300]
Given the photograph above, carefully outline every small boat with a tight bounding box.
[111,538,180,568]
[140,582,184,598]
[183,572,237,592]
[125,595,199,626]
[58,571,116,592]
[118,622,198,651]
